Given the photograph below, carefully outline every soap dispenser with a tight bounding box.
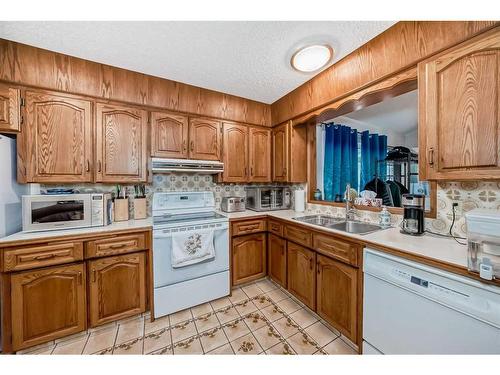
[379,206,391,228]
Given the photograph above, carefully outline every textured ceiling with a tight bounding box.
[0,21,395,103]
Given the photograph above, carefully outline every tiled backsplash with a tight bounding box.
[306,181,500,238]
[42,178,500,238]
[41,173,304,217]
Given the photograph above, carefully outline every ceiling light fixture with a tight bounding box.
[291,44,333,73]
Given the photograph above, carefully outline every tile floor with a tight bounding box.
[17,278,357,355]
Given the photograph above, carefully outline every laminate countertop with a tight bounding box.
[222,209,472,274]
[0,218,153,245]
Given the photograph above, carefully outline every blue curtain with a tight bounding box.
[360,131,388,190]
[323,124,358,201]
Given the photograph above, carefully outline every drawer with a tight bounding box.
[85,232,147,258]
[313,233,358,266]
[2,241,84,272]
[268,219,283,237]
[284,224,312,248]
[231,219,267,236]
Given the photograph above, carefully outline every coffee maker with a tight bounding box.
[401,194,425,236]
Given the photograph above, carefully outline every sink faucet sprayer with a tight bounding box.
[345,183,355,221]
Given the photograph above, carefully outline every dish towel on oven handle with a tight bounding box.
[171,228,216,268]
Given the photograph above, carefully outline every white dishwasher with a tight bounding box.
[363,248,500,354]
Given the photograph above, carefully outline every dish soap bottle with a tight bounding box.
[379,206,391,228]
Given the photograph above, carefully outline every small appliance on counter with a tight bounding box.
[401,194,425,236]
[245,186,291,212]
[466,209,500,281]
[221,196,245,213]
[22,193,112,232]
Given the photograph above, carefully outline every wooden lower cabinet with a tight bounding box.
[11,263,86,351]
[232,233,266,286]
[88,252,146,327]
[287,241,316,309]
[268,234,286,288]
[316,254,358,342]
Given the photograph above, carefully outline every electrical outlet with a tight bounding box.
[452,200,463,218]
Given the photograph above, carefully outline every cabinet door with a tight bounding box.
[20,90,92,183]
[249,127,271,182]
[222,123,248,182]
[189,117,221,161]
[232,233,266,286]
[88,252,146,327]
[268,234,286,288]
[96,103,148,182]
[287,241,315,309]
[151,111,188,158]
[0,83,21,133]
[420,28,500,180]
[11,263,86,351]
[272,122,289,181]
[316,254,357,342]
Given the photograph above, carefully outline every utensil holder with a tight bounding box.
[134,198,147,220]
[114,198,129,222]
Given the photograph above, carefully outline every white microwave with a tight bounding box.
[22,193,112,232]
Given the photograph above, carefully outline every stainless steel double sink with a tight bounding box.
[292,215,386,235]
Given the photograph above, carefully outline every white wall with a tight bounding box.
[0,135,28,238]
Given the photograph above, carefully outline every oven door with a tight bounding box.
[153,221,229,288]
[22,194,92,232]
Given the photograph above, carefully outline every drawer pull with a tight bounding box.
[34,253,56,260]
[309,258,313,270]
[92,269,97,282]
[78,271,83,285]
[110,243,127,249]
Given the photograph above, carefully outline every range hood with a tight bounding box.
[152,157,224,174]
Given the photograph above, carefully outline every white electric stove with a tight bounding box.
[152,191,230,318]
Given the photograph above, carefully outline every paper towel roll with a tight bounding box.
[294,189,305,212]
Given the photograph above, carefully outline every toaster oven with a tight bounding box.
[245,186,291,211]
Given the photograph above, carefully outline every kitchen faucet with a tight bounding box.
[345,183,355,221]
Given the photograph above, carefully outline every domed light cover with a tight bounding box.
[291,44,333,73]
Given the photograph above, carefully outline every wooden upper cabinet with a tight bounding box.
[189,117,221,161]
[0,83,21,133]
[287,241,316,310]
[11,263,86,351]
[88,252,146,327]
[151,111,188,158]
[316,254,358,342]
[19,90,93,183]
[272,122,288,181]
[420,27,500,180]
[249,127,271,182]
[223,123,248,182]
[95,103,148,182]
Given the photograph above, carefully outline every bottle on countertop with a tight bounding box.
[379,206,391,228]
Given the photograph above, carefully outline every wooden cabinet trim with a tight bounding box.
[0,83,21,133]
[188,117,222,161]
[287,241,316,309]
[248,126,272,182]
[313,233,359,267]
[268,219,284,237]
[151,110,189,158]
[284,224,312,248]
[222,122,249,182]
[232,233,267,286]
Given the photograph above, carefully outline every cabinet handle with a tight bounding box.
[244,167,248,176]
[34,253,56,260]
[92,269,97,282]
[317,261,320,274]
[86,160,90,172]
[309,258,313,270]
[283,167,287,177]
[78,272,83,285]
[190,141,194,152]
[428,148,434,166]
[97,160,102,172]
[250,167,253,176]
[183,140,187,151]
[110,243,126,249]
